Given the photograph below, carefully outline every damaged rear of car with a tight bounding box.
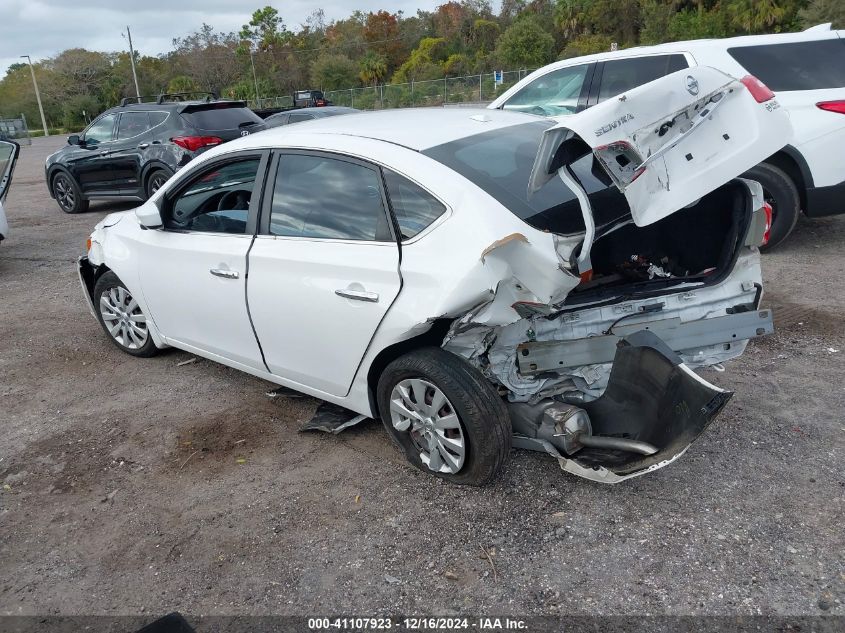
[425,67,788,482]
[78,67,791,486]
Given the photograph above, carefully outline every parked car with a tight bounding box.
[264,106,359,128]
[45,92,266,214]
[293,90,331,108]
[488,24,845,249]
[78,67,788,485]
[0,139,20,244]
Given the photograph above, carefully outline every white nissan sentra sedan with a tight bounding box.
[79,68,790,485]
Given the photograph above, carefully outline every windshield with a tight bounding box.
[422,121,629,235]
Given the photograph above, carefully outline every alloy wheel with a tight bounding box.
[149,174,167,195]
[99,286,149,350]
[389,378,466,474]
[54,175,75,211]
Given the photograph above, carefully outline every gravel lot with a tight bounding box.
[1,136,843,618]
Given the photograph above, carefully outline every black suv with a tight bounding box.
[45,92,266,213]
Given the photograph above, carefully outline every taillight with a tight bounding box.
[86,237,92,252]
[171,136,222,152]
[761,202,773,246]
[740,75,775,103]
[817,100,845,115]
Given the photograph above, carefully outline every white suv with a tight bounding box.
[489,24,845,249]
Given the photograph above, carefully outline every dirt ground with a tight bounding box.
[1,136,843,618]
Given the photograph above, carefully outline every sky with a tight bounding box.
[0,0,459,77]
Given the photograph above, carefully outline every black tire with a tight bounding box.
[376,347,511,486]
[51,172,89,214]
[145,168,171,199]
[741,163,800,251]
[93,271,159,358]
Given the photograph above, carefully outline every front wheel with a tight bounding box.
[52,172,89,214]
[376,348,511,486]
[741,163,800,251]
[93,271,159,357]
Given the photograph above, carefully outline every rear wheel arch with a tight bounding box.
[762,149,810,213]
[365,318,455,417]
[141,163,173,197]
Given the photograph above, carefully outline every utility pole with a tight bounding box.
[124,26,141,100]
[20,55,48,137]
[250,50,260,107]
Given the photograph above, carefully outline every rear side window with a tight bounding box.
[269,154,392,241]
[728,40,845,91]
[383,170,446,240]
[597,54,688,102]
[503,64,590,116]
[117,112,150,139]
[149,112,169,126]
[181,105,263,131]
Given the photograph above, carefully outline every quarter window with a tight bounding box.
[269,154,391,241]
[84,114,117,144]
[117,112,150,140]
[597,55,688,102]
[288,113,315,123]
[503,64,589,116]
[167,159,260,234]
[383,170,446,240]
[728,40,845,91]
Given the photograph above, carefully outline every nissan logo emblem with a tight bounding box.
[686,75,700,96]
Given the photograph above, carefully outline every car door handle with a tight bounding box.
[137,143,149,149]
[210,268,239,279]
[100,150,109,156]
[335,288,379,302]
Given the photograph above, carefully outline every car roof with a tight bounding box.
[522,24,841,72]
[245,107,542,151]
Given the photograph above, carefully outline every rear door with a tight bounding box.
[135,151,269,369]
[247,151,401,397]
[588,53,690,106]
[179,102,266,142]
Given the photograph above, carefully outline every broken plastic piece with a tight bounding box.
[301,402,368,434]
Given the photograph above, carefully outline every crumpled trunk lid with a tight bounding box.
[529,66,793,227]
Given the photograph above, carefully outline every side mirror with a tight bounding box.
[67,135,80,145]
[135,202,163,228]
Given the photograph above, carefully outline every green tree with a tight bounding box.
[311,54,359,91]
[800,0,845,28]
[392,37,448,83]
[494,16,555,68]
[239,6,286,51]
[359,52,388,87]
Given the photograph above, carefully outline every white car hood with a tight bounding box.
[529,66,793,227]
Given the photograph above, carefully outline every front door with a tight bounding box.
[136,152,269,370]
[72,113,118,194]
[247,151,402,397]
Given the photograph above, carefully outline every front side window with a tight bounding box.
[167,158,260,234]
[503,64,589,116]
[728,40,845,91]
[84,114,117,145]
[383,170,446,240]
[269,154,391,241]
[597,54,688,103]
[117,112,150,140]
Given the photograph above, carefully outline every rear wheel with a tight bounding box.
[376,348,511,486]
[93,271,159,357]
[741,163,800,251]
[145,169,171,199]
[52,172,89,214]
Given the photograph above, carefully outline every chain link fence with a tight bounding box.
[0,116,31,145]
[248,69,536,112]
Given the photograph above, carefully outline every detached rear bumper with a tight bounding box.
[511,330,736,483]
